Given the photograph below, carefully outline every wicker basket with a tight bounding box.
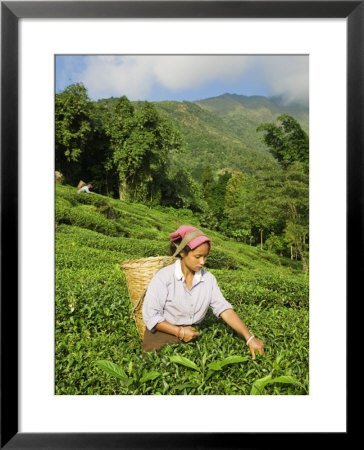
[121,256,177,339]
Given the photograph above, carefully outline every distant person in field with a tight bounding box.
[77,183,94,194]
[142,225,264,359]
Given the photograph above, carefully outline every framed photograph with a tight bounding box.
[2,1,357,447]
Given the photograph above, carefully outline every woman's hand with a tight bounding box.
[219,310,264,360]
[182,326,199,342]
[248,337,264,360]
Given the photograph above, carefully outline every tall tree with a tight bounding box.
[225,170,286,248]
[256,114,309,173]
[55,83,92,181]
[105,99,182,202]
[104,96,136,200]
[224,173,254,243]
[207,171,232,229]
[164,166,206,211]
[280,164,309,270]
[78,101,116,195]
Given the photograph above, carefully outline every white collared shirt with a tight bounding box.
[174,258,203,283]
[142,259,233,332]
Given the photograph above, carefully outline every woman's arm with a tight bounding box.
[155,321,199,342]
[220,308,264,359]
[155,320,180,336]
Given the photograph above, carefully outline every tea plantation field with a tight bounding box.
[55,184,309,395]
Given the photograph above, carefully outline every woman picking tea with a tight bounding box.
[142,225,264,359]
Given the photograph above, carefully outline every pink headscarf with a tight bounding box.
[170,225,211,251]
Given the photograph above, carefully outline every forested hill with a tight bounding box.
[147,94,308,179]
[195,93,309,147]
[195,93,308,130]
[98,93,308,180]
[153,100,252,179]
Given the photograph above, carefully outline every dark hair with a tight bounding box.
[170,239,191,258]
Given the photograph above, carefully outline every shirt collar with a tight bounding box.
[174,259,204,282]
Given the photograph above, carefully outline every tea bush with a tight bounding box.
[215,270,309,310]
[55,185,309,395]
[204,248,239,270]
[60,189,109,208]
[58,205,120,236]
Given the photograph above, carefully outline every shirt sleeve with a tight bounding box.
[142,273,168,332]
[209,274,233,318]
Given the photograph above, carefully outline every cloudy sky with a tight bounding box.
[55,55,309,105]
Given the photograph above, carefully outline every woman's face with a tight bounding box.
[180,242,210,273]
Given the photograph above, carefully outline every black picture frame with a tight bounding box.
[1,1,356,448]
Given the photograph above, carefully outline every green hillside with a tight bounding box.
[98,93,308,180]
[195,93,309,157]
[55,184,309,395]
[154,100,261,177]
[196,93,309,128]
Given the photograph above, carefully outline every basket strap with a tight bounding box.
[131,288,148,317]
[172,230,205,257]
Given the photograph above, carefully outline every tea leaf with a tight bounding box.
[207,361,222,371]
[271,375,302,387]
[218,355,249,367]
[139,371,161,384]
[207,355,248,371]
[250,374,302,395]
[95,360,129,382]
[170,355,199,371]
[250,374,272,395]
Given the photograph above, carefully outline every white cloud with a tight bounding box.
[152,55,252,90]
[63,55,308,104]
[253,55,309,105]
[80,56,155,100]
